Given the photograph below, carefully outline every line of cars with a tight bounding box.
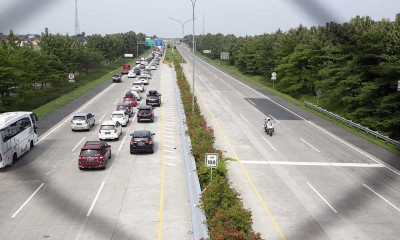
[73,52,164,170]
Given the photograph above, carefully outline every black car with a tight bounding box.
[112,74,122,83]
[130,130,155,154]
[137,105,154,122]
[146,90,162,107]
[133,68,141,75]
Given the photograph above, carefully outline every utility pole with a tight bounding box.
[74,0,80,36]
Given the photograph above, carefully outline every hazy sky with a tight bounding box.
[0,0,399,37]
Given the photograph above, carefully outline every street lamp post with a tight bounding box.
[190,0,197,114]
[169,17,194,79]
[136,41,145,57]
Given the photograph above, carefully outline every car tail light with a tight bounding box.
[146,140,152,145]
[131,141,137,145]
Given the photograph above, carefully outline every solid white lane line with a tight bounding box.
[87,181,105,216]
[38,83,115,143]
[262,137,277,151]
[241,161,384,167]
[12,183,45,218]
[363,184,400,212]
[239,114,249,122]
[248,100,256,106]
[307,182,338,213]
[72,137,86,152]
[300,138,320,153]
[118,136,127,151]
[99,113,107,122]
[224,97,232,105]
[269,115,280,123]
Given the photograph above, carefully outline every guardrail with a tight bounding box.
[172,65,209,239]
[304,101,400,148]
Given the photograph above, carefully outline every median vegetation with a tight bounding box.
[166,48,261,239]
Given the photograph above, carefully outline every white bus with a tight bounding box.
[0,111,38,168]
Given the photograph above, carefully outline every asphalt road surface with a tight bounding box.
[0,61,194,240]
[178,45,400,240]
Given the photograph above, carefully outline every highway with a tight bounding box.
[0,61,193,240]
[178,45,400,240]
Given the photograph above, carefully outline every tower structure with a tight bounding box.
[74,0,80,35]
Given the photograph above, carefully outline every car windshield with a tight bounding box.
[100,125,115,130]
[80,149,100,156]
[117,105,128,110]
[139,110,150,114]
[113,75,120,78]
[73,116,86,121]
[112,114,123,118]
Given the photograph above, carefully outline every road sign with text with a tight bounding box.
[205,153,218,168]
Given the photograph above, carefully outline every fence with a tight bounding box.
[304,101,400,148]
[172,65,209,239]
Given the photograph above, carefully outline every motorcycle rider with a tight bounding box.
[263,117,274,132]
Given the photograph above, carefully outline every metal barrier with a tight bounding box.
[172,65,209,239]
[304,101,400,148]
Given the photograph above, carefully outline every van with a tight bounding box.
[99,120,122,140]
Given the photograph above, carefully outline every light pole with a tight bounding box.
[190,0,197,114]
[169,17,194,79]
[136,41,145,57]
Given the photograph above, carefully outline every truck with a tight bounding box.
[121,64,131,75]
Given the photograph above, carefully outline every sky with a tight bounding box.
[0,0,399,38]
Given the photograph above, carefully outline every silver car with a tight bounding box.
[71,112,95,131]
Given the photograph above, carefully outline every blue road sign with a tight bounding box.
[155,39,163,46]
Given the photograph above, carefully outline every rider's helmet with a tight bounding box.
[267,117,271,121]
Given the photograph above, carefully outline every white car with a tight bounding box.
[151,65,157,70]
[142,73,152,79]
[71,112,95,131]
[99,120,122,140]
[111,110,129,127]
[127,71,136,78]
[138,76,149,85]
[132,82,144,92]
[126,89,141,100]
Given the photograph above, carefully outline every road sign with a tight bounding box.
[220,52,229,60]
[205,153,218,168]
[68,73,75,80]
[203,50,211,54]
[124,53,133,58]
[272,72,277,77]
[145,39,154,47]
[398,80,400,92]
[155,39,163,46]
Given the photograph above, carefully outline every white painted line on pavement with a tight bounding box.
[164,144,175,148]
[12,183,45,218]
[87,181,105,216]
[72,137,86,152]
[165,162,176,166]
[99,113,107,122]
[240,114,249,122]
[241,160,384,167]
[300,138,320,153]
[164,139,175,143]
[164,135,175,139]
[363,184,400,213]
[236,90,244,96]
[38,83,115,143]
[164,149,174,153]
[164,127,175,131]
[307,182,338,213]
[269,115,280,123]
[165,156,175,159]
[118,136,127,151]
[226,83,232,88]
[224,97,232,105]
[248,99,256,106]
[114,98,119,104]
[262,137,277,151]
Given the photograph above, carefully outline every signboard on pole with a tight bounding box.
[205,153,218,168]
[203,50,211,54]
[398,80,400,92]
[155,39,163,46]
[68,73,75,83]
[145,38,154,47]
[220,52,229,60]
[124,53,133,58]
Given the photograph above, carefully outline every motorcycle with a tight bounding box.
[263,122,274,137]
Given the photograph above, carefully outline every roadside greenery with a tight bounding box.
[0,29,149,113]
[166,48,261,239]
[188,14,400,141]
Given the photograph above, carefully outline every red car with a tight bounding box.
[78,141,111,170]
[123,96,137,107]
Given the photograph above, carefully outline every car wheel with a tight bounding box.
[79,167,84,170]
[130,151,134,154]
[151,118,154,123]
